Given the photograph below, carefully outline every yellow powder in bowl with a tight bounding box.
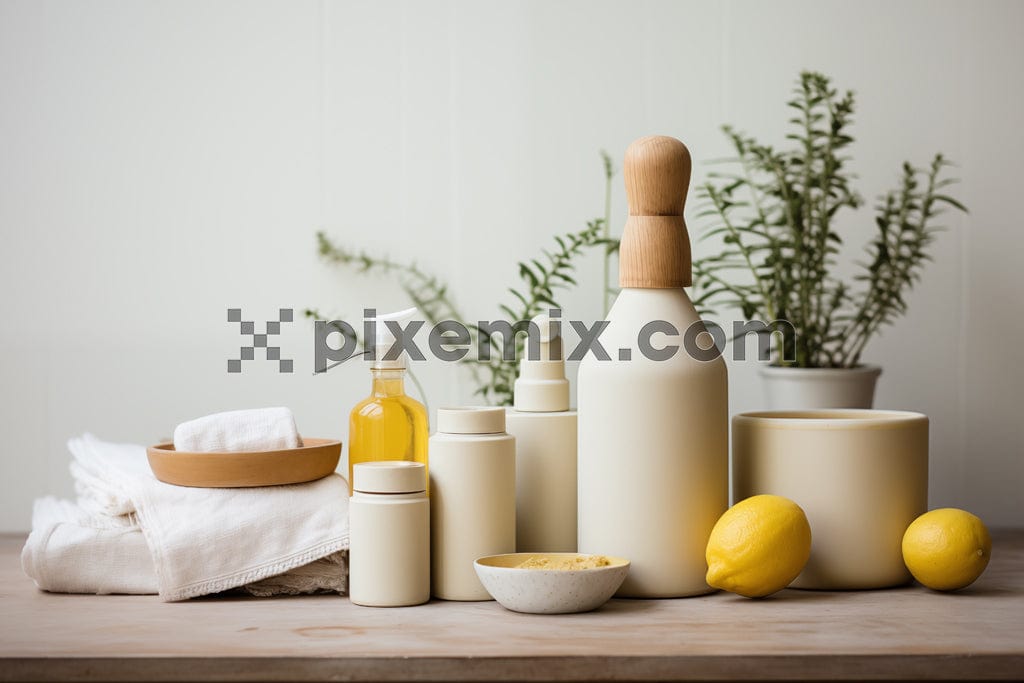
[515,555,613,570]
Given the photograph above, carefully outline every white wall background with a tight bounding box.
[1,0,1021,531]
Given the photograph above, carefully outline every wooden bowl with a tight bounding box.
[146,438,342,488]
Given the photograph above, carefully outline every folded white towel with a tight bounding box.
[173,406,302,452]
[22,434,348,601]
[23,498,348,597]
[23,497,157,595]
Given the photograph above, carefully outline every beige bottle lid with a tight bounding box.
[352,461,426,494]
[514,314,570,413]
[436,407,507,434]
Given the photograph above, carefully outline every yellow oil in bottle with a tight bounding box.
[348,368,428,492]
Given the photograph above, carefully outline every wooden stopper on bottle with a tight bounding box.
[619,135,692,288]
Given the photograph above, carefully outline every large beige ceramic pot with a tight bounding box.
[732,410,928,590]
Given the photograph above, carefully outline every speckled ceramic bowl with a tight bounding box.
[474,553,630,614]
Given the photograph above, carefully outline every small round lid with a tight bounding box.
[436,407,506,434]
[352,461,426,494]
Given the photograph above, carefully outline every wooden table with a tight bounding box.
[1,532,1022,682]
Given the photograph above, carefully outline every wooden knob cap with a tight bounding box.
[625,136,691,216]
[619,135,692,288]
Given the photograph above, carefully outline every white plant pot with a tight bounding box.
[759,365,882,410]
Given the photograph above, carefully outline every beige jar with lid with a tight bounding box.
[349,461,430,607]
[429,407,516,601]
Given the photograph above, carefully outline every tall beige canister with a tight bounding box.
[430,407,516,600]
[733,410,929,590]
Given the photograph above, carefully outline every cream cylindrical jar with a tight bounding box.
[733,410,929,590]
[429,407,516,600]
[505,314,577,552]
[349,461,430,607]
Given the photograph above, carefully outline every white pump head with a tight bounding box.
[371,307,418,369]
[513,313,570,412]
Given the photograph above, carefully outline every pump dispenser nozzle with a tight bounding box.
[372,307,418,369]
[513,314,570,413]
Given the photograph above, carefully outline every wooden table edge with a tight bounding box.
[2,654,1023,682]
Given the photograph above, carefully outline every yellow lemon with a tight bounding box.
[705,494,812,598]
[902,508,991,591]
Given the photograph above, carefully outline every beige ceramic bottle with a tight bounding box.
[505,313,577,552]
[577,136,728,598]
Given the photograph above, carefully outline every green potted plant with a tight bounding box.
[693,71,966,408]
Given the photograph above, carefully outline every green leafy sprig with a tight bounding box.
[693,71,966,368]
[309,155,616,405]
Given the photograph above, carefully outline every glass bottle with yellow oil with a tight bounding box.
[348,308,429,492]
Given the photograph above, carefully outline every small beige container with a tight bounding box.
[430,407,516,601]
[732,410,928,590]
[349,461,430,607]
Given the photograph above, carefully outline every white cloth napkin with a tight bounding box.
[22,498,348,596]
[22,434,349,601]
[173,406,302,452]
[23,497,157,595]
